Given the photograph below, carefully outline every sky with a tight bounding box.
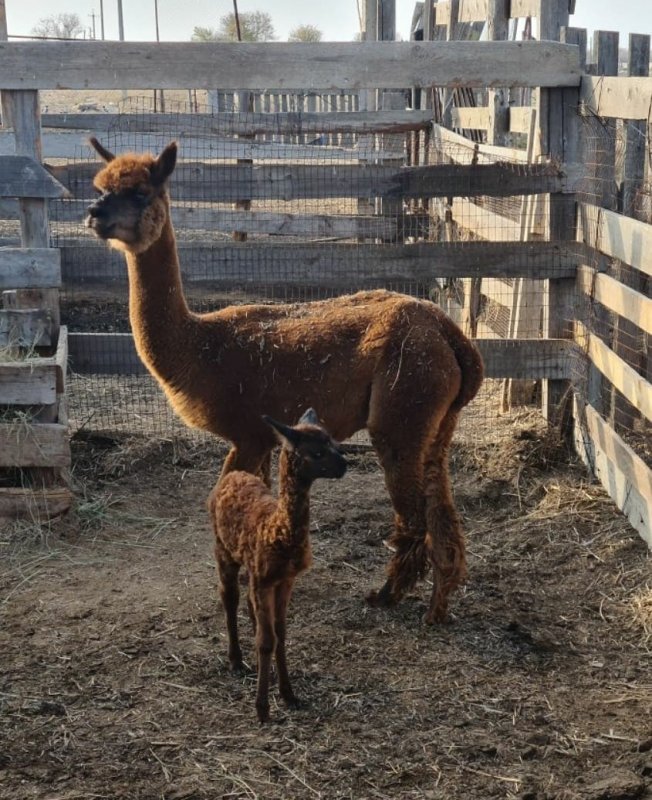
[2,0,652,44]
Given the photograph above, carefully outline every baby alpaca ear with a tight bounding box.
[298,408,320,426]
[150,141,178,187]
[262,415,301,448]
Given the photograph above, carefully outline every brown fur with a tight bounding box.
[208,411,347,722]
[86,140,484,623]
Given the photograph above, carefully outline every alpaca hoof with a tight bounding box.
[423,607,451,625]
[256,703,271,724]
[229,658,246,674]
[366,583,397,609]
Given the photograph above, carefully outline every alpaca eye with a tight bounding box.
[134,191,149,204]
[312,449,325,459]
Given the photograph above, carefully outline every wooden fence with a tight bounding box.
[0,0,650,546]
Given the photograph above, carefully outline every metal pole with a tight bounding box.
[154,0,160,41]
[99,0,105,39]
[117,0,126,100]
[117,0,124,41]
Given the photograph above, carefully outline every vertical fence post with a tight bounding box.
[608,34,650,430]
[538,0,576,433]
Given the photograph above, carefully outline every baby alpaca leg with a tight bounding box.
[216,552,243,670]
[251,584,277,723]
[274,579,299,708]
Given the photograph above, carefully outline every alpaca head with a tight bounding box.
[85,138,178,254]
[263,408,347,483]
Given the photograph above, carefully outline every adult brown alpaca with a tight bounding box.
[209,408,347,722]
[85,138,484,624]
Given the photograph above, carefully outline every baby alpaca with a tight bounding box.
[208,408,347,723]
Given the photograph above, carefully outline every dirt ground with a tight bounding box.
[1,412,651,800]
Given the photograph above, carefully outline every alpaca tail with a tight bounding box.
[440,315,484,411]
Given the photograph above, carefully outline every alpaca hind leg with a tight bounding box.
[251,584,276,723]
[366,430,428,608]
[216,552,243,671]
[423,410,467,624]
[274,580,299,708]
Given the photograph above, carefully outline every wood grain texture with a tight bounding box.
[0,41,581,90]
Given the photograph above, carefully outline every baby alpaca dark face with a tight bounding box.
[263,408,347,483]
[294,428,348,482]
[85,139,177,254]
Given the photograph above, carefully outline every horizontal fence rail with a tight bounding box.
[0,41,582,90]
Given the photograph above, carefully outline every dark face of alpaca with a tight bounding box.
[85,139,177,254]
[264,408,348,483]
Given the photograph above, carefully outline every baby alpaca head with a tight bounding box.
[85,138,178,254]
[263,408,347,483]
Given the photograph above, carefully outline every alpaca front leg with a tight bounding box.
[216,554,243,671]
[274,580,299,708]
[252,585,276,723]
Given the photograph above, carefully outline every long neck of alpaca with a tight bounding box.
[274,449,311,540]
[125,199,192,379]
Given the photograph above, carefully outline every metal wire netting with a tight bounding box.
[46,94,570,440]
[572,113,652,469]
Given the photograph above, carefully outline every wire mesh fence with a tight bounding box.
[573,112,652,469]
[44,94,575,442]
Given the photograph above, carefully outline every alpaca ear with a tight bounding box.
[150,141,178,187]
[262,415,301,448]
[298,408,320,426]
[89,137,115,163]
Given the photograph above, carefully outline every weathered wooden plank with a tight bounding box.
[52,160,571,202]
[0,155,69,199]
[0,248,61,289]
[0,361,57,405]
[0,422,70,468]
[577,202,652,278]
[451,106,491,130]
[67,331,576,381]
[449,197,525,241]
[170,208,402,238]
[577,266,652,336]
[434,0,488,23]
[0,41,581,90]
[60,240,579,287]
[42,110,433,136]
[477,338,576,380]
[451,105,533,135]
[2,198,405,238]
[576,321,652,423]
[431,124,531,163]
[574,400,651,548]
[580,76,652,120]
[0,308,52,347]
[0,486,73,522]
[509,0,538,17]
[509,106,534,134]
[0,129,403,162]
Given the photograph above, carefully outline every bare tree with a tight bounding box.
[288,24,323,43]
[32,13,84,40]
[191,11,275,42]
